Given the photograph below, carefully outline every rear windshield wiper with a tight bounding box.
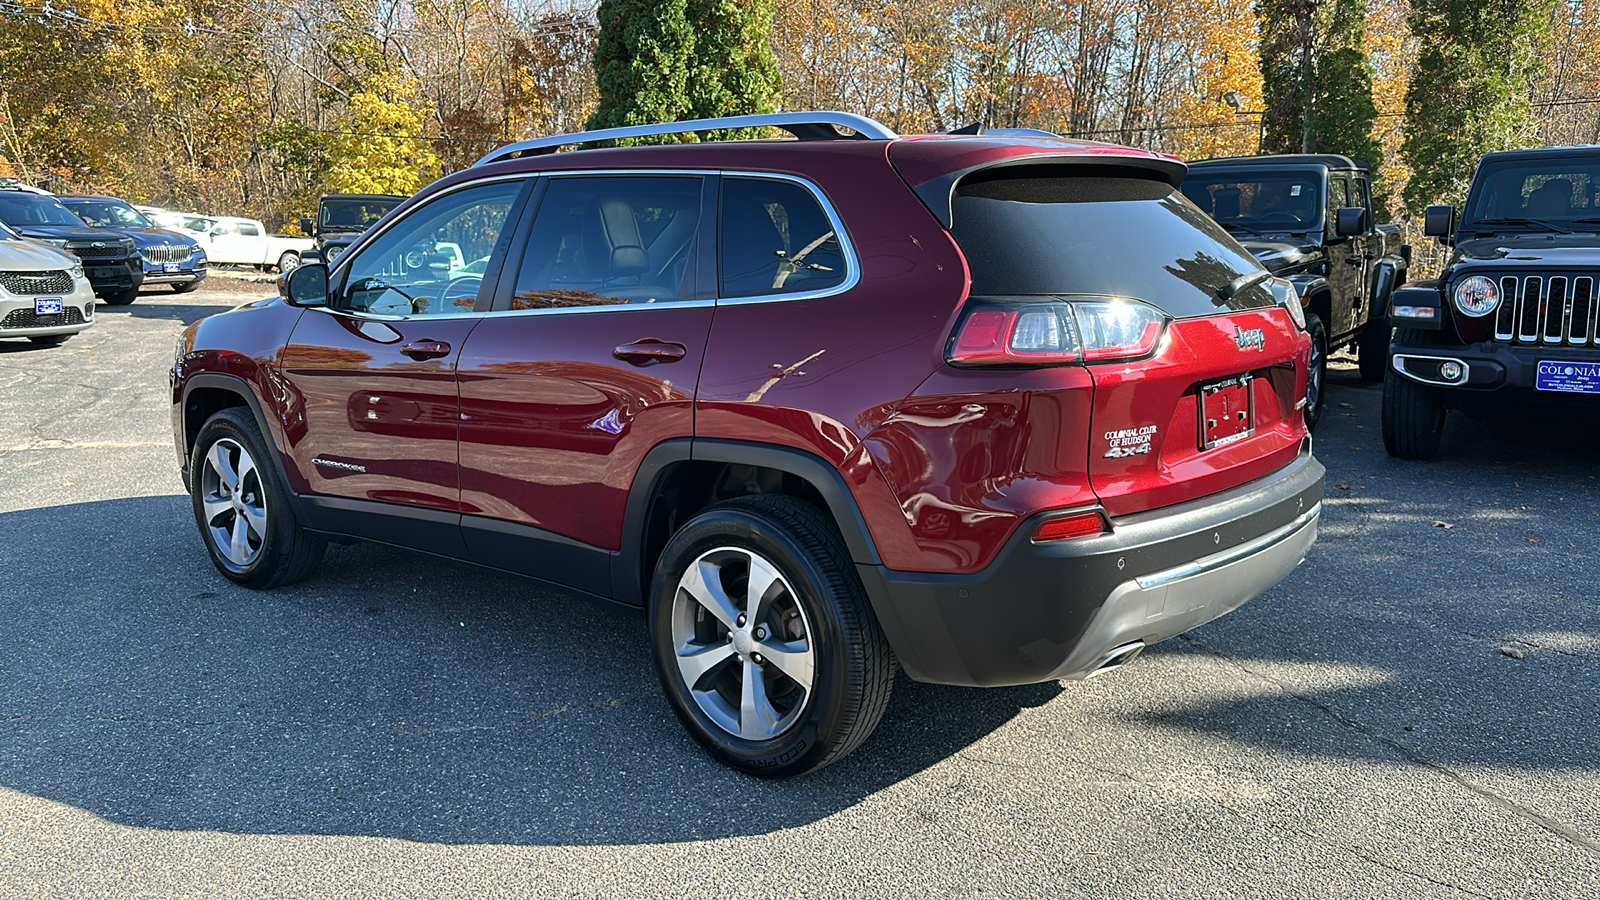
[1471,217,1573,234]
[1217,269,1272,302]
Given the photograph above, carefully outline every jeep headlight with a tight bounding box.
[1453,275,1500,317]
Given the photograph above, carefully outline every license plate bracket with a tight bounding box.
[1535,360,1600,394]
[1199,373,1256,450]
[163,263,182,273]
[34,297,63,316]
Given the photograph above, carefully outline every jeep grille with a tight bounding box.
[0,270,74,295]
[1492,275,1598,346]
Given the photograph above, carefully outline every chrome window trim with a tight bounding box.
[323,167,860,323]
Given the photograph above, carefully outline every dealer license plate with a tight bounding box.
[1535,360,1600,394]
[1200,373,1256,450]
[163,263,182,273]
[34,297,62,316]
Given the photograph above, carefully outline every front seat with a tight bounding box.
[1525,179,1575,218]
[581,197,659,301]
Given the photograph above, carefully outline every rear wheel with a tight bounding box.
[649,495,894,778]
[1357,320,1390,382]
[1381,328,1447,459]
[190,407,325,588]
[277,251,301,273]
[103,287,139,306]
[1303,313,1328,431]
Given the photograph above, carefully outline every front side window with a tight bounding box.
[719,177,847,299]
[340,179,523,316]
[511,175,702,309]
[1326,177,1349,231]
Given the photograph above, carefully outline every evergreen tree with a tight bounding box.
[686,0,782,125]
[1257,0,1317,155]
[1402,0,1556,211]
[587,0,697,140]
[1306,0,1384,212]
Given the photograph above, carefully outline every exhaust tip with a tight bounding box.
[1084,641,1145,679]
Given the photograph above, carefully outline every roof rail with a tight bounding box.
[473,111,899,167]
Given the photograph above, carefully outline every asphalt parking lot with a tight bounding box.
[2,285,1597,898]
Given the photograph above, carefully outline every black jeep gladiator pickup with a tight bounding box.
[1383,146,1600,459]
[1183,154,1409,428]
[299,193,405,265]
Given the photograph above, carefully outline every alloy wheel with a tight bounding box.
[199,437,267,567]
[670,546,816,741]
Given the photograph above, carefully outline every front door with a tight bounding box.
[1324,176,1363,338]
[279,177,530,556]
[456,174,713,595]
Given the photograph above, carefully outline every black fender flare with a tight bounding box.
[613,438,885,606]
[1287,274,1330,310]
[1370,259,1404,312]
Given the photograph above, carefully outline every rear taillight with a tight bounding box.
[949,298,1166,366]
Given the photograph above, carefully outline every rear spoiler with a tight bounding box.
[905,152,1187,230]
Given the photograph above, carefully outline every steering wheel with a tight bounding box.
[427,274,483,314]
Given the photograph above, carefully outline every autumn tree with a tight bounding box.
[1402,0,1556,211]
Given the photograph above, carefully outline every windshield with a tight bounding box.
[0,219,17,240]
[321,198,401,230]
[0,192,91,228]
[1463,158,1600,231]
[950,168,1273,317]
[1180,172,1324,232]
[62,198,152,228]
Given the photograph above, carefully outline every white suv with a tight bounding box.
[0,219,96,346]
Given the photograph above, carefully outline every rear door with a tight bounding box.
[944,168,1307,517]
[454,173,714,594]
[279,177,530,555]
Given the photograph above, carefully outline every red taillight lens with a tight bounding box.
[1031,510,1109,542]
[949,298,1165,366]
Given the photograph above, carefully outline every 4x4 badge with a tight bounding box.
[1235,326,1266,351]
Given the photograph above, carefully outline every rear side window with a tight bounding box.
[512,175,702,309]
[952,167,1272,316]
[719,177,847,299]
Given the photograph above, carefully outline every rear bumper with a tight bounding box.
[857,446,1324,686]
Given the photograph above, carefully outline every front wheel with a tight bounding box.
[1303,313,1328,431]
[1381,329,1447,459]
[190,407,325,588]
[1357,320,1390,382]
[277,251,301,273]
[102,287,139,306]
[172,281,201,294]
[649,495,894,778]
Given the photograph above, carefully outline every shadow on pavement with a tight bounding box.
[0,495,1059,846]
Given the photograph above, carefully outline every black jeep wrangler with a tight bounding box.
[1384,146,1600,459]
[1183,155,1409,428]
[299,193,404,266]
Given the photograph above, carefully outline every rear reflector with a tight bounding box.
[1031,510,1108,542]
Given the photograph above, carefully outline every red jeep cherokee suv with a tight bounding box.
[171,112,1324,777]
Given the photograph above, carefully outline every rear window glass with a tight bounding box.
[720,177,847,299]
[950,167,1272,316]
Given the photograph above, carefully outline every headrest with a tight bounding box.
[584,197,648,277]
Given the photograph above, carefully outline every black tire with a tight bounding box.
[28,334,70,346]
[172,281,201,294]
[1303,313,1328,431]
[277,251,301,273]
[1381,328,1447,460]
[1357,319,1390,382]
[102,287,139,306]
[648,494,894,778]
[189,407,326,588]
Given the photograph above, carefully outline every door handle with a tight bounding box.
[614,339,687,365]
[401,339,451,360]
[1344,257,1362,267]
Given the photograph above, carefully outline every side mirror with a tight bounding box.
[1424,205,1456,238]
[1335,206,1369,237]
[299,216,314,235]
[279,262,329,307]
